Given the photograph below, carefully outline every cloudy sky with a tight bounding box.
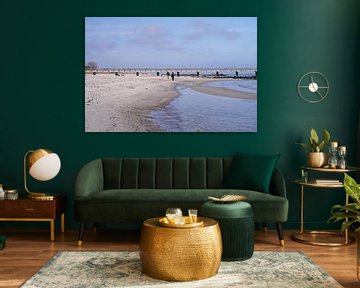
[85,17,257,69]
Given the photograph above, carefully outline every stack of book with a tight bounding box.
[314,179,341,185]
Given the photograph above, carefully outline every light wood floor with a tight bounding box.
[0,228,358,288]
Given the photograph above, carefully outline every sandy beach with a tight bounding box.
[85,73,256,132]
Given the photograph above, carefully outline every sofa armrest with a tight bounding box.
[75,159,104,199]
[269,168,287,198]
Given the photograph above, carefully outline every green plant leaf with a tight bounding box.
[310,128,319,144]
[308,137,317,152]
[344,173,360,204]
[341,220,358,234]
[295,142,312,152]
[344,205,360,215]
[317,140,325,152]
[323,129,330,144]
[329,175,360,233]
[329,211,357,221]
[309,137,315,148]
[296,128,331,153]
[331,203,360,215]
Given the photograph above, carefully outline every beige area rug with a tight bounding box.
[21,250,342,288]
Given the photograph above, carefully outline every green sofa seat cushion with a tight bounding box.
[75,188,288,222]
[77,188,284,203]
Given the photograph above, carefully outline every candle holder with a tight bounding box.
[328,142,338,169]
[337,146,347,169]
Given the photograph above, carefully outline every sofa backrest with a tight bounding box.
[102,157,233,189]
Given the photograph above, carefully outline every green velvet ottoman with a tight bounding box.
[201,201,254,261]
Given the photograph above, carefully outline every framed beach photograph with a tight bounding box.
[85,17,257,132]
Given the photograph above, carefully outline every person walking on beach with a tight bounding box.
[171,72,175,81]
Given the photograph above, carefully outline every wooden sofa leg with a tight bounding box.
[276,222,285,246]
[262,222,268,232]
[77,222,86,246]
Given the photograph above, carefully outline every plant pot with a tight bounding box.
[307,152,328,168]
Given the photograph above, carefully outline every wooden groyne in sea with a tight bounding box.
[85,67,257,79]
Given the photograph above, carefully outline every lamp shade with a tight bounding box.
[28,149,61,181]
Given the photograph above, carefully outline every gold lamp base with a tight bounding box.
[28,192,55,200]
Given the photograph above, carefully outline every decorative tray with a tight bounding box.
[208,194,246,203]
[159,216,204,228]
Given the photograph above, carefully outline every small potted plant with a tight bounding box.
[329,173,360,279]
[296,128,330,167]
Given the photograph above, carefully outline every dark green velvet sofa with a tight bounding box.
[74,157,288,245]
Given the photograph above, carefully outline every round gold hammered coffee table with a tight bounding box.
[139,217,222,281]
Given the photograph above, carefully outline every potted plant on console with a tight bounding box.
[296,128,330,168]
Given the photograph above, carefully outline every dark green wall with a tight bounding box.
[1,0,359,230]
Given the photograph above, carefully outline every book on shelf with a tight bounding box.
[314,179,341,184]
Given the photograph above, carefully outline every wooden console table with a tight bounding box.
[0,195,65,241]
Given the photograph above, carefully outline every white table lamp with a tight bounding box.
[24,148,61,199]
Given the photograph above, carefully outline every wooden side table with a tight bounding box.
[0,195,66,241]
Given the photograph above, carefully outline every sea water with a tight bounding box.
[148,80,257,132]
[203,79,257,93]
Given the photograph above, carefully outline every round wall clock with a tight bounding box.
[297,72,329,103]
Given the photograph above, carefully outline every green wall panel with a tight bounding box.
[0,0,359,229]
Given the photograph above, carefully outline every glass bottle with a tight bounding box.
[165,208,183,224]
[6,189,18,200]
[301,169,308,183]
[0,184,4,199]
